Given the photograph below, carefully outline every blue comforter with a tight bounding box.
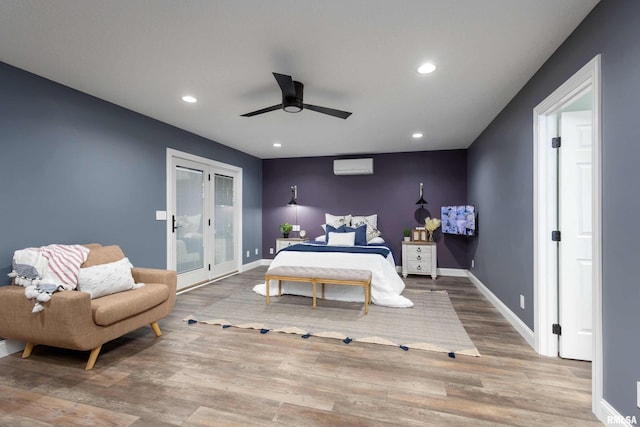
[280,242,390,258]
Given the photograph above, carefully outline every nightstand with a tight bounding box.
[401,241,437,279]
[276,238,308,253]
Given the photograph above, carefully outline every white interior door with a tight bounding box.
[171,157,210,290]
[559,110,593,361]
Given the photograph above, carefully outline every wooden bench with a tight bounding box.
[264,266,372,314]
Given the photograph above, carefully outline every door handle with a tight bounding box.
[172,215,182,233]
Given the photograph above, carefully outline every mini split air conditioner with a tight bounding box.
[333,158,374,175]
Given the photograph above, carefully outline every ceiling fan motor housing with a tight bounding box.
[283,81,304,113]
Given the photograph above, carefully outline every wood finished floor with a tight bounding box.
[0,267,601,426]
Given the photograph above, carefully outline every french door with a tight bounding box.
[168,150,242,290]
[212,173,237,277]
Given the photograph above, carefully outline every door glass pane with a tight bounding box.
[176,166,204,274]
[214,174,234,265]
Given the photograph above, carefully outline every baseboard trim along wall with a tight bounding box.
[241,259,270,272]
[438,268,467,277]
[467,270,535,349]
[0,339,24,359]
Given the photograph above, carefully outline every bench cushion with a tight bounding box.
[91,283,169,326]
[266,266,371,282]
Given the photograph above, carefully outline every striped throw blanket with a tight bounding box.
[9,244,90,312]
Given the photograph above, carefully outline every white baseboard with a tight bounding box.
[599,398,637,426]
[467,271,535,349]
[240,259,270,272]
[438,268,468,277]
[0,339,24,358]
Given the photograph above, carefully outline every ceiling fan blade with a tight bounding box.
[273,73,296,98]
[303,104,352,119]
[240,104,282,117]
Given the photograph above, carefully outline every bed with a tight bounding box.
[253,213,413,308]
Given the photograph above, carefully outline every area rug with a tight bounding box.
[185,285,480,357]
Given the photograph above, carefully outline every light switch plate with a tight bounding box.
[155,210,167,221]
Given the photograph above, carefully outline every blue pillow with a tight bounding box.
[325,224,346,242]
[346,225,368,246]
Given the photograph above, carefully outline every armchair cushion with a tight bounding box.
[91,283,170,326]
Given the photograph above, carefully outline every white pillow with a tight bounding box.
[314,234,326,242]
[77,257,143,299]
[351,214,381,242]
[327,231,355,246]
[368,236,385,244]
[324,213,352,228]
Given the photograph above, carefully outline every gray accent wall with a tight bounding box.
[467,0,640,418]
[0,62,262,280]
[262,150,468,268]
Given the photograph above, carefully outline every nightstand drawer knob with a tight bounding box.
[417,265,422,270]
[416,247,422,253]
[416,255,421,261]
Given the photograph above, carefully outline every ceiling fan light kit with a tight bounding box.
[241,72,352,119]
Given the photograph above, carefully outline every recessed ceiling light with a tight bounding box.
[412,133,423,139]
[417,63,436,74]
[273,143,282,148]
[182,95,197,103]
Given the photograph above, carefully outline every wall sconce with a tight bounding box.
[415,182,428,206]
[287,185,298,206]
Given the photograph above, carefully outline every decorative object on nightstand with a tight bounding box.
[275,237,308,253]
[279,222,293,238]
[403,227,411,241]
[402,241,437,279]
[411,227,427,242]
[424,216,441,242]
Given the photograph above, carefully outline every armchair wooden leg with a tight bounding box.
[150,321,162,337]
[22,342,34,359]
[85,345,102,370]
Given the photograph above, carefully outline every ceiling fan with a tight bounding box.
[241,72,352,119]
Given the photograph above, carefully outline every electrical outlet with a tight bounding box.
[269,248,274,255]
[520,295,525,310]
[246,250,250,258]
[292,224,300,232]
[471,259,475,268]
[255,248,258,255]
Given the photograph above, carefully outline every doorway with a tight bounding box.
[533,55,601,413]
[167,149,243,290]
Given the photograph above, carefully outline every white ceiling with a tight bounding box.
[0,0,599,159]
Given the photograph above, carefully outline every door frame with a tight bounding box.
[533,55,601,413]
[166,148,243,285]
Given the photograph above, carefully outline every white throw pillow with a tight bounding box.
[314,234,326,242]
[351,214,381,242]
[324,213,352,229]
[327,231,355,246]
[368,236,385,244]
[77,257,143,299]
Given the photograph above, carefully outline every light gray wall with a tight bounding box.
[468,0,640,418]
[0,62,262,279]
